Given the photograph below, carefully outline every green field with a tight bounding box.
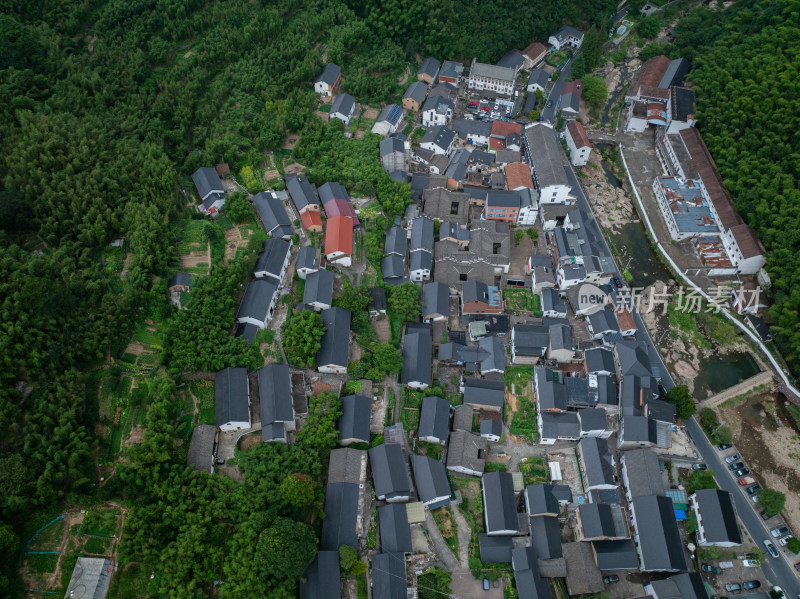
[81,509,120,538]
[191,379,216,425]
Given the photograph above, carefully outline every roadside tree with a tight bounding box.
[757,489,786,516]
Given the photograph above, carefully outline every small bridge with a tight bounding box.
[702,371,774,408]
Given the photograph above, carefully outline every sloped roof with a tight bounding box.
[584,347,615,373]
[369,444,411,500]
[631,495,687,572]
[192,167,225,206]
[403,81,428,104]
[378,503,413,553]
[421,282,449,319]
[377,104,404,125]
[297,245,319,271]
[630,55,671,97]
[303,268,334,307]
[253,191,293,237]
[326,215,354,256]
[535,366,568,411]
[317,307,351,368]
[471,61,516,83]
[505,162,534,190]
[527,68,550,89]
[321,482,359,550]
[446,430,486,474]
[421,125,455,151]
[579,503,626,539]
[623,448,664,498]
[410,217,435,252]
[339,395,371,444]
[315,63,341,86]
[258,364,293,437]
[479,534,514,563]
[371,553,407,599]
[286,174,320,211]
[418,57,441,78]
[319,181,350,204]
[693,489,742,545]
[401,331,432,386]
[385,226,407,256]
[524,124,570,189]
[566,120,590,149]
[418,396,451,442]
[331,93,355,116]
[591,539,639,570]
[381,136,406,157]
[255,238,291,279]
[478,335,505,373]
[381,255,407,281]
[497,51,525,70]
[64,557,113,599]
[187,425,217,472]
[523,42,547,61]
[236,277,278,323]
[440,60,464,80]
[300,210,323,230]
[531,515,563,559]
[463,377,505,409]
[411,454,451,504]
[328,447,366,484]
[483,471,519,533]
[513,324,549,356]
[579,437,615,488]
[540,412,580,440]
[300,551,341,599]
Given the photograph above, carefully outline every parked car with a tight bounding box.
[740,475,757,486]
[743,581,761,590]
[761,511,773,520]
[751,494,760,503]
[692,463,708,470]
[746,484,761,494]
[764,539,779,558]
[483,578,490,591]
[613,276,623,288]
[725,583,742,592]
[603,576,619,584]
[725,454,741,463]
[718,443,733,450]
[728,461,744,470]
[779,535,794,546]
[771,526,790,537]
[546,100,552,108]
[700,564,720,574]
[733,468,750,477]
[742,559,761,567]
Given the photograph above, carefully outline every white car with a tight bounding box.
[779,535,794,546]
[742,559,761,567]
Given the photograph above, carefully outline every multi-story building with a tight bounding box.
[467,60,516,97]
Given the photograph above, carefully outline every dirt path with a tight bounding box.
[223,227,242,263]
[450,505,472,568]
[397,65,410,86]
[123,341,147,356]
[180,242,210,270]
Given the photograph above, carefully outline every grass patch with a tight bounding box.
[402,408,420,433]
[108,561,160,599]
[431,507,459,557]
[520,457,548,486]
[29,519,66,552]
[504,365,533,390]
[667,303,711,349]
[84,536,113,555]
[24,553,59,574]
[81,509,120,538]
[389,313,404,346]
[190,379,216,425]
[417,441,443,461]
[503,289,541,314]
[546,50,568,67]
[484,462,507,473]
[509,393,538,441]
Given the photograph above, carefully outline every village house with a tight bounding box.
[418,396,451,445]
[421,95,453,127]
[446,430,487,477]
[191,167,226,215]
[325,215,353,266]
[378,503,412,553]
[630,495,687,572]
[522,42,548,68]
[452,118,492,147]
[167,272,191,293]
[253,191,294,239]
[215,367,251,431]
[338,394,371,446]
[300,552,341,599]
[482,472,520,535]
[523,124,575,204]
[236,277,278,329]
[434,221,511,290]
[254,238,292,283]
[321,448,367,550]
[438,60,464,85]
[467,60,516,97]
[689,489,743,547]
[420,281,450,322]
[420,125,456,155]
[370,443,412,502]
[286,174,321,215]
[565,121,591,166]
[259,363,296,443]
[560,80,582,119]
[511,324,549,364]
[526,68,550,94]
[296,246,319,279]
[303,268,334,311]
[317,307,351,374]
[417,57,441,84]
[401,330,432,389]
[314,63,341,96]
[462,280,502,314]
[330,93,355,125]
[411,454,452,509]
[402,81,428,112]
[380,136,410,174]
[372,104,406,136]
[548,25,584,50]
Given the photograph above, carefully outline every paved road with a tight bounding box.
[686,417,800,596]
[541,56,573,122]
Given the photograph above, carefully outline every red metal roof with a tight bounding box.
[300,210,323,230]
[325,215,353,256]
[323,197,360,226]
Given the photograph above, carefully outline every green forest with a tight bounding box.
[664,0,800,375]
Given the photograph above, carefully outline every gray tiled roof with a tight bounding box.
[692,489,742,545]
[535,366,568,411]
[409,248,432,273]
[236,277,278,324]
[528,69,550,89]
[381,136,406,157]
[385,226,407,257]
[411,454,451,505]
[258,364,293,438]
[321,481,359,550]
[330,93,355,116]
[541,288,566,314]
[371,553,407,599]
[622,448,664,499]
[540,412,580,440]
[403,81,428,104]
[548,323,573,352]
[369,444,411,500]
[297,246,319,273]
[524,484,561,516]
[480,419,502,438]
[421,282,449,319]
[191,167,225,206]
[579,437,615,488]
[381,255,407,282]
[631,495,687,572]
[410,217,435,252]
[328,447,366,484]
[318,181,350,206]
[471,61,516,82]
[439,60,464,80]
[317,307,351,369]
[378,503,413,553]
[463,377,505,409]
[315,63,341,86]
[255,238,290,280]
[483,472,519,534]
[579,503,625,539]
[253,191,293,237]
[478,335,505,373]
[591,540,639,570]
[418,396,451,443]
[497,51,525,71]
[303,268,334,307]
[452,118,492,140]
[530,515,563,559]
[286,174,320,211]
[524,124,570,189]
[421,126,455,152]
[584,347,615,373]
[577,408,607,433]
[300,551,341,599]
[513,324,549,357]
[479,534,513,564]
[418,57,441,78]
[338,395,371,444]
[401,331,432,387]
